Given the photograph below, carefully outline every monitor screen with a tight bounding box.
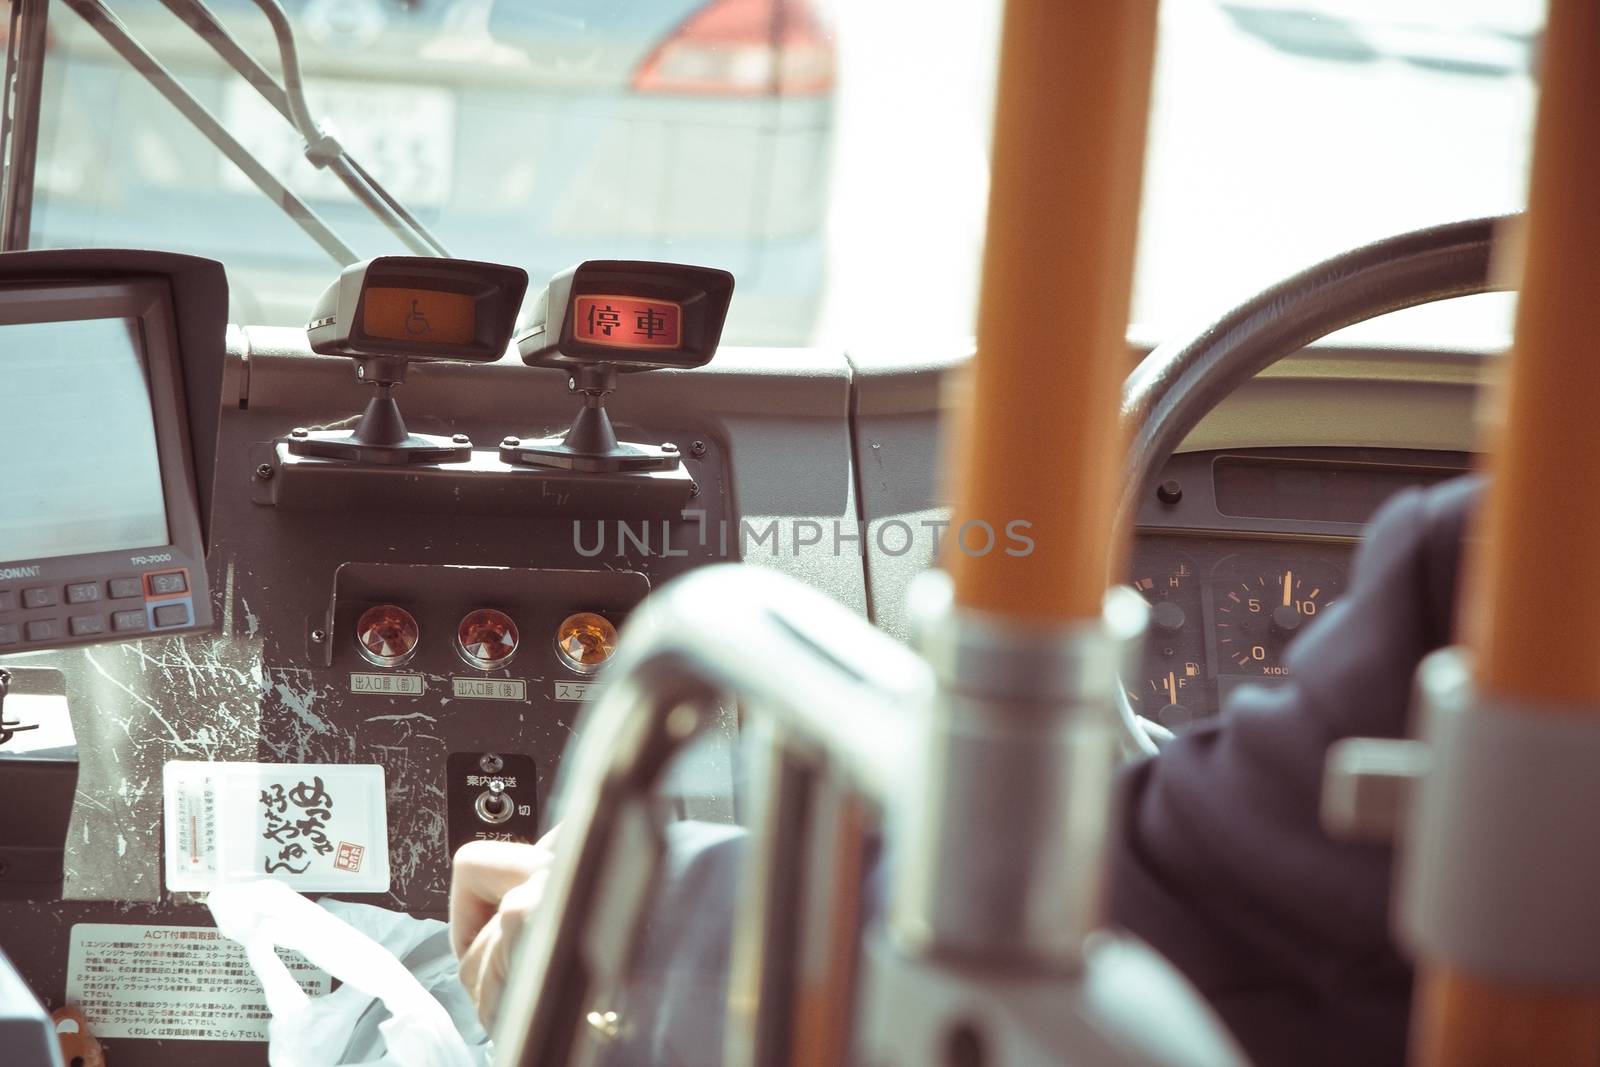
[0,317,170,562]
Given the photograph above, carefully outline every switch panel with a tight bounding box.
[445,752,540,858]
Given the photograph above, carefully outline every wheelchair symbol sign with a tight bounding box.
[404,299,430,336]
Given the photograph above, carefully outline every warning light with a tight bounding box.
[456,608,520,671]
[572,295,682,349]
[356,604,420,668]
[555,612,619,674]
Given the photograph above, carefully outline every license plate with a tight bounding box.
[220,79,455,208]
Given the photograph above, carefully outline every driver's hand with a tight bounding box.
[449,828,560,1030]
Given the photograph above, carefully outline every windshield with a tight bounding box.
[23,0,1538,350]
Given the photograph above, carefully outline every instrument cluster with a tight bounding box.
[1126,535,1355,727]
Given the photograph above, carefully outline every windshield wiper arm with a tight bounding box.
[0,0,50,250]
[61,0,360,265]
[160,0,452,259]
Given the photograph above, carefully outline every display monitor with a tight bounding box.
[1,317,170,560]
[0,277,214,652]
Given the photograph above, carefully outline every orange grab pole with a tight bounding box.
[944,0,1158,624]
[1414,0,1600,1062]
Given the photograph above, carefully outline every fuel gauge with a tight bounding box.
[1137,664,1207,730]
[1128,550,1211,727]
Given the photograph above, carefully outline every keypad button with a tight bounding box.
[109,578,142,600]
[0,623,17,645]
[22,587,57,609]
[69,615,107,637]
[152,603,190,628]
[67,582,101,605]
[0,590,15,612]
[24,618,62,642]
[112,609,147,633]
[148,572,188,596]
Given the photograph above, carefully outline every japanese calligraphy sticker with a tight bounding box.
[164,762,390,893]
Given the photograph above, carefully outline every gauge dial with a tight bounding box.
[1128,551,1210,728]
[1213,560,1343,679]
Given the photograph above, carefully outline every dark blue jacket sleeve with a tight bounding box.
[1107,478,1480,1067]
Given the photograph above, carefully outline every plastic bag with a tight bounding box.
[208,880,480,1067]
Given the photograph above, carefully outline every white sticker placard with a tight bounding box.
[451,677,527,701]
[350,672,424,695]
[553,680,593,702]
[164,762,390,893]
[66,923,330,1041]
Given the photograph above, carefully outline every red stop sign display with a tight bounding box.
[573,295,682,349]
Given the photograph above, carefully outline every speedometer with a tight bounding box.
[1212,558,1344,680]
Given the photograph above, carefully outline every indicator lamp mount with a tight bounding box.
[501,362,685,474]
[291,256,528,466]
[502,260,733,473]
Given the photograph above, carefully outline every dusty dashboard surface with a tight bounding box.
[0,325,866,1064]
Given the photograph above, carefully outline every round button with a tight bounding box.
[355,604,420,668]
[456,608,520,671]
[555,612,619,675]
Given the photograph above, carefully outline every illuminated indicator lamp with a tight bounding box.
[295,256,528,465]
[505,261,734,477]
[555,612,619,675]
[356,604,420,668]
[457,608,520,671]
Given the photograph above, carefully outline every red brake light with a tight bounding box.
[633,0,835,97]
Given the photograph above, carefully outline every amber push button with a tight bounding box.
[555,612,619,674]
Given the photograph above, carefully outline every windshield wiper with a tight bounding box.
[0,0,52,250]
[53,0,361,264]
[161,0,451,259]
[1,0,453,266]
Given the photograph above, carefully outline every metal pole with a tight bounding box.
[0,0,50,251]
[944,0,1156,622]
[891,0,1158,972]
[1411,0,1600,1061]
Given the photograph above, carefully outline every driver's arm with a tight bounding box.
[1107,476,1480,1067]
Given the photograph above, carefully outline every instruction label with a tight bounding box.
[65,924,330,1041]
[451,677,527,701]
[350,672,424,695]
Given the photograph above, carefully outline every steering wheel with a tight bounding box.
[1111,214,1516,755]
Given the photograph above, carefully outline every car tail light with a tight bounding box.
[633,0,834,96]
